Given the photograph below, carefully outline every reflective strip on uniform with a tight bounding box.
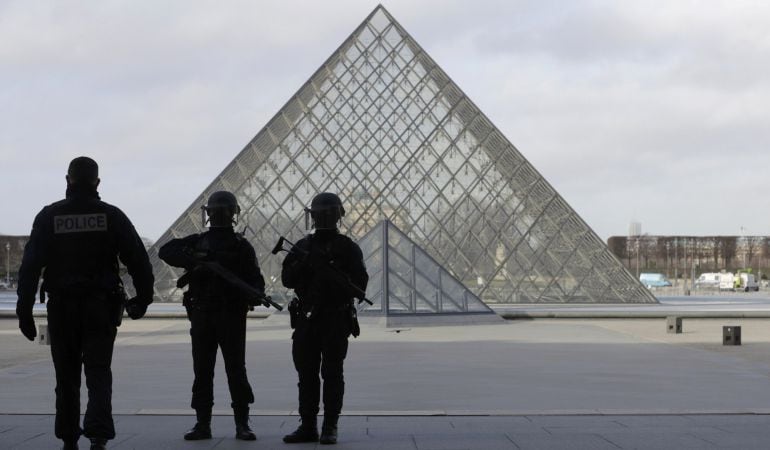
[53,214,108,234]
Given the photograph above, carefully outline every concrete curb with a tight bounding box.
[0,310,271,319]
[6,302,770,320]
[4,409,770,416]
[497,310,770,319]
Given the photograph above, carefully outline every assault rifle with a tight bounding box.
[271,236,373,306]
[176,250,283,311]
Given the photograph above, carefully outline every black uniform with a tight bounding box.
[281,229,368,420]
[158,227,264,412]
[16,184,154,443]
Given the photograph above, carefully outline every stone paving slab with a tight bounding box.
[412,432,516,450]
[599,431,716,449]
[5,318,770,416]
[4,414,770,449]
[508,432,620,450]
[5,317,770,448]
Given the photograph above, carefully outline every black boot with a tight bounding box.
[233,407,256,440]
[282,416,319,443]
[319,416,338,445]
[62,438,79,450]
[184,409,212,440]
[89,438,107,450]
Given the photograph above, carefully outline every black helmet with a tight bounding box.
[203,191,240,228]
[306,192,345,230]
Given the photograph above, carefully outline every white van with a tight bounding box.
[719,273,759,292]
[695,273,721,288]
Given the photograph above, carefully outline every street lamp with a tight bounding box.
[740,226,747,269]
[5,242,9,286]
[635,237,640,278]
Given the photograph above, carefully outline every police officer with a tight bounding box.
[158,191,264,441]
[16,157,154,450]
[281,192,368,445]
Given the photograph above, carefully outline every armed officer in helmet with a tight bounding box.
[281,192,368,445]
[158,191,264,441]
[16,157,154,450]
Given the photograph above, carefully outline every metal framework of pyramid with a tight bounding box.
[358,220,499,321]
[147,5,656,305]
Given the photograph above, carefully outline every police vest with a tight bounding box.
[43,197,121,293]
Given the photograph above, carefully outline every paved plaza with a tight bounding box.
[5,413,770,449]
[3,311,770,448]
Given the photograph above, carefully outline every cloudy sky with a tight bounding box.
[2,0,769,242]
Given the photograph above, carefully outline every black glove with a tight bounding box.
[245,290,266,310]
[17,312,37,341]
[125,297,149,320]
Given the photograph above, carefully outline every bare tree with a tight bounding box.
[652,236,668,277]
[607,236,628,263]
[700,237,715,271]
[640,235,657,270]
[761,237,770,278]
[745,236,763,269]
[718,236,738,270]
[707,236,720,269]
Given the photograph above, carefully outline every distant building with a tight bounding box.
[607,235,770,279]
[628,222,642,237]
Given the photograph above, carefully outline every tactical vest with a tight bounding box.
[43,197,121,294]
[187,231,245,303]
[297,233,356,309]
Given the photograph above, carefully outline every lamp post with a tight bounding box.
[635,236,640,279]
[5,242,9,286]
[674,237,678,287]
[740,227,747,269]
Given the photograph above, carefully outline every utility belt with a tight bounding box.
[182,291,247,319]
[45,284,127,327]
[42,274,118,299]
[289,297,360,338]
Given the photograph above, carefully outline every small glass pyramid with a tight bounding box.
[358,219,497,316]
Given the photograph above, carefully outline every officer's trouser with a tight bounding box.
[292,316,349,419]
[47,295,117,442]
[189,306,254,411]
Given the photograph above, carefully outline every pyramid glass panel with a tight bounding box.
[147,5,656,305]
[357,220,496,316]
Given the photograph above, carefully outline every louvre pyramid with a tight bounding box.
[147,5,656,305]
[358,220,499,320]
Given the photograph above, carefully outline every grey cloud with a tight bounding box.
[2,0,769,242]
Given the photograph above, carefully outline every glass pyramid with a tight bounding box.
[358,219,497,316]
[147,5,655,305]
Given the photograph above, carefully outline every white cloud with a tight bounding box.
[1,0,769,241]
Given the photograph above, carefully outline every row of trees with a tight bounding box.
[607,235,770,279]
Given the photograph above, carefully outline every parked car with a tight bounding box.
[0,281,10,290]
[639,273,672,288]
